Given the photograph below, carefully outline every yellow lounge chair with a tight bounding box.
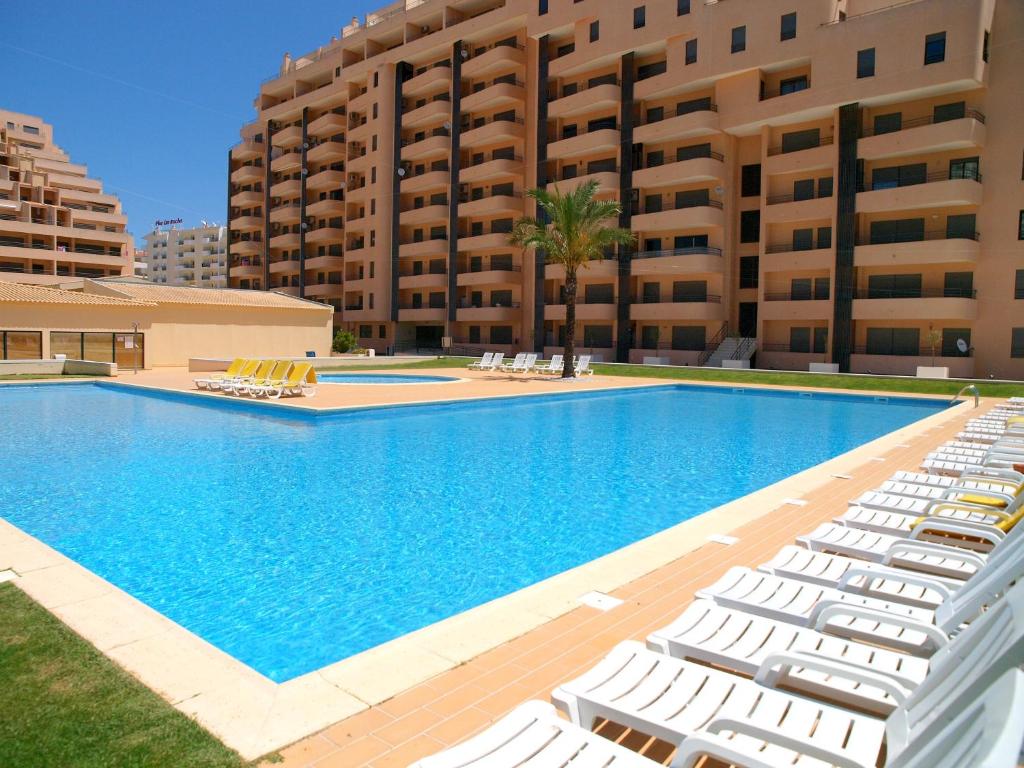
[213,358,261,392]
[195,358,248,390]
[224,359,273,395]
[248,360,294,398]
[265,363,317,399]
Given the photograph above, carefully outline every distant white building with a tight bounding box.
[141,222,226,287]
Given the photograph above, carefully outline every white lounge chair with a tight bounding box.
[533,354,563,375]
[574,354,594,376]
[483,352,505,371]
[499,353,527,372]
[798,520,1006,563]
[467,352,494,370]
[505,353,536,373]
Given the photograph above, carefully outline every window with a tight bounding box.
[793,179,815,201]
[674,234,708,250]
[538,0,547,15]
[359,325,372,339]
[641,326,659,348]
[739,256,759,289]
[636,60,666,80]
[584,283,614,304]
[731,26,746,53]
[942,328,971,357]
[780,128,819,153]
[1013,328,1024,358]
[642,282,660,303]
[778,75,809,95]
[866,327,921,356]
[947,213,977,240]
[857,48,875,78]
[1016,270,1024,299]
[677,0,690,14]
[685,39,698,65]
[924,31,946,65]
[672,280,707,302]
[676,96,712,115]
[672,326,706,351]
[983,30,990,62]
[817,226,832,249]
[943,271,974,298]
[633,6,645,29]
[1,331,42,360]
[780,12,797,41]
[490,326,513,345]
[372,103,378,119]
[373,72,379,87]
[790,327,811,353]
[867,273,922,298]
[818,177,833,198]
[583,325,613,347]
[790,278,812,301]
[813,327,828,354]
[873,112,902,135]
[589,21,599,42]
[1020,211,1024,240]
[740,210,760,243]
[646,150,664,167]
[676,143,711,162]
[741,164,761,197]
[933,101,965,123]
[645,106,664,124]
[948,157,979,181]
[869,218,925,244]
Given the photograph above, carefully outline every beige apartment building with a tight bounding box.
[227,0,1024,378]
[142,223,228,287]
[0,110,133,286]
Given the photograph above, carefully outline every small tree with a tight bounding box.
[925,328,943,365]
[509,180,634,377]
[332,328,358,354]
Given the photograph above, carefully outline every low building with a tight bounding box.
[141,223,227,287]
[0,277,332,367]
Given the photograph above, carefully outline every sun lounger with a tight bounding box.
[482,352,504,371]
[499,353,527,372]
[245,360,293,397]
[515,353,538,373]
[533,354,563,375]
[574,354,594,376]
[223,359,273,394]
[263,362,317,399]
[206,358,259,391]
[194,358,248,390]
[467,352,494,370]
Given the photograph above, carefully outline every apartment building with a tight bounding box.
[227,0,1024,378]
[142,223,228,287]
[0,109,132,286]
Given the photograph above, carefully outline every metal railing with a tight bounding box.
[632,246,722,259]
[761,80,811,101]
[861,108,985,136]
[764,292,830,301]
[856,228,980,245]
[641,150,723,169]
[766,189,833,205]
[641,103,717,126]
[697,323,730,366]
[951,384,980,408]
[767,135,833,156]
[632,294,722,304]
[853,287,977,299]
[858,168,982,191]
[853,345,973,358]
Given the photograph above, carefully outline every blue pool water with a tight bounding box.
[0,383,943,682]
[320,373,458,384]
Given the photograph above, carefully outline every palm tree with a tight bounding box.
[509,180,634,378]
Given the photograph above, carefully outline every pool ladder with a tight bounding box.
[950,384,980,408]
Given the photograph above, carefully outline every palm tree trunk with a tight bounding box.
[563,267,577,378]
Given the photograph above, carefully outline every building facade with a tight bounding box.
[142,223,228,287]
[227,0,1024,378]
[0,109,133,286]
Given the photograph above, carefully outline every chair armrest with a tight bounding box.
[696,718,870,768]
[929,502,1012,521]
[837,566,952,601]
[754,650,914,702]
[909,518,1004,543]
[883,541,987,571]
[809,601,948,650]
[670,732,781,768]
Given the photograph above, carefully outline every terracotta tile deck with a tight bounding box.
[258,397,993,768]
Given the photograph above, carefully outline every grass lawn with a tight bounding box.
[0,582,250,768]
[322,356,1023,397]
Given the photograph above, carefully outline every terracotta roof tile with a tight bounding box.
[89,280,332,310]
[0,280,153,306]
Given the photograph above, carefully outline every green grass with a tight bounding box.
[0,582,250,768]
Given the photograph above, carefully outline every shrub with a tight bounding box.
[332,328,358,353]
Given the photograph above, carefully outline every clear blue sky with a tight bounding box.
[8,1,363,245]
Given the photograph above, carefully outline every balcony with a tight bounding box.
[270,178,301,198]
[765,137,834,175]
[306,227,345,244]
[545,259,617,280]
[272,125,303,148]
[304,282,344,299]
[401,133,450,162]
[544,301,616,322]
[856,173,983,214]
[629,296,726,322]
[548,171,618,196]
[269,204,300,224]
[231,215,263,231]
[400,203,448,226]
[633,107,719,145]
[547,128,618,161]
[456,231,510,251]
[308,112,347,137]
[458,194,521,218]
[404,65,452,98]
[269,232,300,249]
[762,245,834,271]
[859,112,986,161]
[306,198,345,217]
[456,304,521,322]
[762,194,834,224]
[852,290,977,321]
[307,140,346,164]
[303,255,345,271]
[631,200,724,232]
[231,165,263,184]
[399,238,448,259]
[456,265,521,287]
[231,240,262,257]
[271,151,301,173]
[306,169,345,191]
[231,140,263,161]
[460,118,525,149]
[854,233,980,267]
[403,169,449,193]
[402,99,450,130]
[399,306,447,322]
[461,43,526,78]
[461,81,526,114]
[230,259,262,278]
[548,82,619,120]
[269,258,300,274]
[760,296,831,321]
[630,246,723,276]
[459,158,523,185]
[633,154,725,190]
[399,272,447,290]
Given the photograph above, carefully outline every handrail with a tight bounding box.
[697,323,729,366]
[731,337,757,360]
[951,384,979,408]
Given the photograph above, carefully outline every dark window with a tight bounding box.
[359,324,372,338]
[637,61,667,80]
[949,157,979,181]
[1019,211,1024,240]
[490,326,513,345]
[556,43,574,57]
[589,20,599,42]
[857,48,875,78]
[677,0,690,14]
[817,227,832,249]
[646,106,664,123]
[790,278,812,300]
[779,76,809,95]
[633,6,645,29]
[646,150,664,168]
[942,328,971,357]
[583,325,613,348]
[685,39,698,65]
[584,283,615,304]
[790,327,811,353]
[643,238,661,252]
[1014,328,1024,358]
[813,327,828,354]
[641,326,659,348]
[924,31,946,65]
[866,327,921,356]
[871,163,926,190]
[867,273,922,298]
[676,143,711,162]
[674,234,709,249]
[947,213,977,239]
[793,179,815,201]
[814,277,830,300]
[672,280,707,302]
[818,177,833,198]
[741,164,761,197]
[781,128,820,153]
[587,116,616,132]
[587,157,616,174]
[675,189,709,208]
[644,194,662,213]
[780,12,797,41]
[672,326,706,351]
[873,112,902,135]
[869,218,925,244]
[983,30,990,62]
[792,228,814,251]
[642,282,660,302]
[677,96,712,115]
[934,101,965,123]
[732,26,746,53]
[740,210,760,243]
[538,0,548,15]
[1015,269,1024,299]
[944,271,974,298]
[739,256,759,289]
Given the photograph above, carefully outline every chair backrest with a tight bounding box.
[269,360,293,381]
[549,354,563,367]
[510,353,526,366]
[888,581,1024,759]
[491,352,505,366]
[523,353,537,368]
[890,670,1024,768]
[478,352,494,365]
[251,359,275,379]
[237,359,260,377]
[575,354,592,371]
[287,363,313,386]
[224,358,247,376]
[936,530,1024,629]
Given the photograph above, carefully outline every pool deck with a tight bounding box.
[0,368,1002,765]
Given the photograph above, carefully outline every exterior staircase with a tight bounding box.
[704,336,757,367]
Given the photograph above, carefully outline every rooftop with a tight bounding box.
[0,280,152,307]
[86,279,333,311]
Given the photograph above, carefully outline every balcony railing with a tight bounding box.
[767,135,833,156]
[858,168,982,192]
[853,345,973,357]
[459,264,521,273]
[861,108,986,137]
[633,294,722,304]
[764,292,830,301]
[640,103,717,127]
[853,287,977,299]
[638,198,724,215]
[856,228,980,246]
[632,246,723,260]
[761,79,812,101]
[766,189,833,205]
[456,300,521,309]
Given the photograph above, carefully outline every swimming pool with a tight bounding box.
[0,382,944,682]
[320,373,459,384]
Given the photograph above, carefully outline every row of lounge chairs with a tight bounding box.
[193,358,317,399]
[412,398,1024,768]
[467,352,594,376]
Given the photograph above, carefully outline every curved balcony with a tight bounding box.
[762,194,834,224]
[630,247,723,276]
[269,232,300,249]
[399,272,448,290]
[762,245,834,272]
[348,121,372,144]
[461,82,526,114]
[458,194,522,218]
[460,119,525,149]
[270,178,301,198]
[306,227,345,244]
[404,65,452,98]
[461,44,526,78]
[544,301,616,322]
[306,169,346,191]
[347,152,371,173]
[269,258,300,274]
[629,298,726,322]
[307,112,347,137]
[231,215,263,231]
[230,261,262,278]
[399,239,448,259]
[401,134,450,162]
[459,158,523,185]
[402,169,449,193]
[230,240,261,257]
[400,203,448,226]
[230,190,263,207]
[858,113,985,162]
[456,305,520,322]
[269,204,301,224]
[548,83,620,120]
[307,141,346,164]
[304,255,345,271]
[855,177,982,214]
[852,294,977,321]
[548,171,618,196]
[271,125,303,148]
[547,128,619,160]
[402,99,450,130]
[231,165,263,184]
[271,151,302,173]
[306,198,345,217]
[456,267,522,288]
[399,306,446,322]
[633,155,725,190]
[456,232,509,251]
[634,109,719,145]
[631,203,725,232]
[854,236,980,267]
[304,282,344,299]
[231,140,263,161]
